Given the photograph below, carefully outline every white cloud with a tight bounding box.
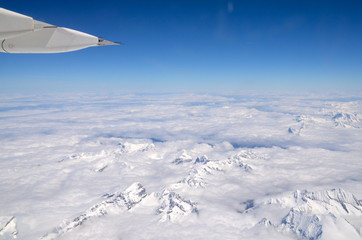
[0,92,361,239]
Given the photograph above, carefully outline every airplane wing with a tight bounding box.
[0,8,119,53]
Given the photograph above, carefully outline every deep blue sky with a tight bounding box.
[1,0,362,94]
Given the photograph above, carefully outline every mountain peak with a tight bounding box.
[157,190,198,222]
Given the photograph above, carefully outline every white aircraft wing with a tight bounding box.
[0,8,119,53]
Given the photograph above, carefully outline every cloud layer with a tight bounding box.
[0,92,361,239]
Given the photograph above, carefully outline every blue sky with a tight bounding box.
[1,0,362,94]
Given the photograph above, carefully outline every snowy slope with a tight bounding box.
[0,216,17,239]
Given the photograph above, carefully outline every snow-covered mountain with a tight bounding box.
[244,188,362,240]
[157,189,198,222]
[331,112,361,128]
[41,182,147,240]
[41,182,199,239]
[176,154,253,188]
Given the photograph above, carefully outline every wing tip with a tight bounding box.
[98,38,122,46]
